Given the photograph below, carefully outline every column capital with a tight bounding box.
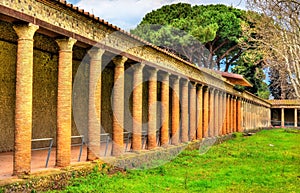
[112,56,128,67]
[132,63,145,71]
[209,87,215,93]
[181,78,189,87]
[148,67,158,76]
[56,37,77,51]
[88,48,105,60]
[170,75,179,82]
[197,84,204,89]
[190,82,197,88]
[159,71,171,81]
[13,23,39,40]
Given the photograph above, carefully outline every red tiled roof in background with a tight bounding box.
[268,100,300,106]
[215,71,253,87]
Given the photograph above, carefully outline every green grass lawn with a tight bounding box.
[48,129,300,193]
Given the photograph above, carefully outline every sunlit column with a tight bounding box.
[13,23,39,175]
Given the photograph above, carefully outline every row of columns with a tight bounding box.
[280,108,299,127]
[13,23,78,175]
[242,99,270,130]
[12,22,267,176]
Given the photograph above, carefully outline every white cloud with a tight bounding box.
[72,0,246,31]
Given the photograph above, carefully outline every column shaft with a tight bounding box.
[222,93,226,135]
[237,98,242,132]
[13,23,39,175]
[226,95,230,134]
[160,73,169,146]
[132,63,144,151]
[295,108,298,127]
[112,56,127,156]
[181,80,189,142]
[209,89,215,137]
[214,91,219,136]
[171,76,180,145]
[87,48,104,160]
[55,37,77,167]
[233,97,237,132]
[196,86,203,139]
[281,108,285,128]
[203,87,209,138]
[148,68,157,149]
[189,83,197,140]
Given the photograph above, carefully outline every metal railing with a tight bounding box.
[31,138,53,168]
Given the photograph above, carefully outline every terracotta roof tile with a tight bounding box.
[268,100,300,106]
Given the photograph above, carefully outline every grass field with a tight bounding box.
[48,129,300,193]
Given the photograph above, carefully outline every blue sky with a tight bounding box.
[68,0,246,30]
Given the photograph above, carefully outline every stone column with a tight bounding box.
[148,68,158,149]
[214,90,219,136]
[160,72,170,147]
[171,76,180,145]
[281,108,285,128]
[209,88,215,137]
[55,37,77,167]
[132,63,144,151]
[294,108,298,127]
[13,23,39,175]
[112,56,127,156]
[237,98,242,132]
[87,48,104,160]
[189,83,197,140]
[196,85,203,139]
[181,79,189,142]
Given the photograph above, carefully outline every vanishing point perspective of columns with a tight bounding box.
[11,23,270,175]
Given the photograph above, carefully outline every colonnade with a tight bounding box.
[11,22,270,176]
[242,99,271,130]
[280,108,299,127]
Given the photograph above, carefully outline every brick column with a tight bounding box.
[132,63,144,151]
[181,79,189,142]
[203,87,209,138]
[189,83,197,141]
[230,96,234,133]
[218,91,223,136]
[196,85,203,139]
[222,93,226,135]
[209,88,215,137]
[112,56,127,156]
[87,48,104,160]
[160,72,169,147]
[148,68,158,149]
[294,109,298,127]
[214,90,219,136]
[233,96,237,132]
[237,98,242,132]
[171,76,180,145]
[13,23,39,175]
[226,94,230,134]
[55,37,77,167]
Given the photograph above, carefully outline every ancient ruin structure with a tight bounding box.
[0,0,298,177]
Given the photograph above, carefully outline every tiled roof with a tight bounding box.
[268,100,300,106]
[52,0,255,87]
[52,0,198,69]
[215,71,253,87]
